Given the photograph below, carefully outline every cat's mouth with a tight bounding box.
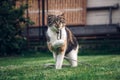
[55,23,64,30]
[50,24,62,32]
[50,25,62,40]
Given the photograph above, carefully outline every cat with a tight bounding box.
[46,13,79,69]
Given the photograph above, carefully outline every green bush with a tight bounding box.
[0,0,33,56]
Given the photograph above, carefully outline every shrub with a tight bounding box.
[0,0,33,56]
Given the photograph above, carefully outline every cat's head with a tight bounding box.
[47,13,65,31]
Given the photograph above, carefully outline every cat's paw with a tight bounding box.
[52,40,64,48]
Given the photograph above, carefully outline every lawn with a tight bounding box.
[0,51,120,80]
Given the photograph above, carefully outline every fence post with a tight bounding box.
[26,0,30,49]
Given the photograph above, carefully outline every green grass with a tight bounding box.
[0,52,120,80]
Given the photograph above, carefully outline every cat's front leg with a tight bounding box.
[52,52,57,61]
[55,53,65,69]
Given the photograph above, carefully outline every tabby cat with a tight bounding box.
[46,13,79,69]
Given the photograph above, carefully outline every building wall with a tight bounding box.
[86,0,120,25]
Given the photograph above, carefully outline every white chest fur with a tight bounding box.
[47,27,67,48]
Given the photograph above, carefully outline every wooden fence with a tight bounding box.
[16,0,86,27]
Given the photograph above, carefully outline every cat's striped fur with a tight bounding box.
[46,13,79,69]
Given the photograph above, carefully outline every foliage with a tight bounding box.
[0,0,33,56]
[0,51,120,80]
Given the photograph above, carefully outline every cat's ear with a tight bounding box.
[47,14,53,21]
[48,15,52,19]
[60,13,64,17]
[47,14,55,26]
[60,13,65,22]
